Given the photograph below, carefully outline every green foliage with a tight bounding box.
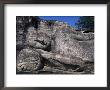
[46,20,56,26]
[75,16,94,32]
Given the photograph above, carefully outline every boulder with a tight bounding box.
[16,48,43,73]
[35,49,84,66]
[51,29,94,62]
[25,27,51,50]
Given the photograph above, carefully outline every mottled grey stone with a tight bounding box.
[16,16,94,74]
[17,48,42,72]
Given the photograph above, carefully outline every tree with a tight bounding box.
[46,20,56,26]
[75,16,94,32]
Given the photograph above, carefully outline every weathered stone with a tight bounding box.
[52,29,94,62]
[16,48,43,73]
[25,27,51,50]
[35,49,84,66]
[16,16,94,74]
[16,16,40,51]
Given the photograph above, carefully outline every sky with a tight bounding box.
[39,16,80,27]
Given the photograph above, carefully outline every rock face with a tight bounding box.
[25,27,51,50]
[52,29,94,62]
[16,16,94,74]
[16,16,40,53]
[17,48,43,73]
